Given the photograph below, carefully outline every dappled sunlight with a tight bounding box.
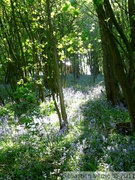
[0,0,133,177]
[89,84,105,100]
[1,74,135,179]
[64,74,105,125]
[0,116,26,138]
[78,92,135,171]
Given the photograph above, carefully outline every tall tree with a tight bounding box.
[101,30,121,105]
[0,0,68,130]
[93,0,135,132]
[45,0,68,130]
[99,1,121,105]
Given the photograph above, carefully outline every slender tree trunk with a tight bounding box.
[73,54,79,79]
[46,0,68,130]
[53,44,68,128]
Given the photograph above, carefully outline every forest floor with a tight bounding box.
[0,74,135,180]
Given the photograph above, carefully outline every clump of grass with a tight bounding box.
[0,74,135,179]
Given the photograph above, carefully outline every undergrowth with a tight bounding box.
[0,74,135,180]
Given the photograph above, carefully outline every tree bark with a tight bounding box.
[46,0,68,130]
[93,0,135,132]
[99,0,121,105]
[101,28,121,105]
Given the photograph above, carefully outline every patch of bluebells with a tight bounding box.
[1,74,135,178]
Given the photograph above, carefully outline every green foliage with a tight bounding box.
[0,103,13,118]
[93,0,104,8]
[0,0,135,176]
[62,3,70,12]
[70,0,77,7]
[13,82,37,118]
[27,0,35,4]
[40,101,55,116]
[61,1,79,16]
[0,75,135,179]
[0,106,9,117]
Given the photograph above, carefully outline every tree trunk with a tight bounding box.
[100,21,121,105]
[93,0,135,132]
[73,54,80,79]
[46,0,68,130]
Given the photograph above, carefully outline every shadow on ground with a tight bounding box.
[78,97,135,171]
[1,74,135,180]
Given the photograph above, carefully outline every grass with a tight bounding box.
[0,74,135,179]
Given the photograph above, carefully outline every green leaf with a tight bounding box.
[70,0,77,6]
[62,3,70,12]
[27,0,34,4]
[73,9,79,16]
[20,117,32,124]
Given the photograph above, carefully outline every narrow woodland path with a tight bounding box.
[64,74,105,125]
[38,74,105,130]
[0,74,104,136]
[0,74,135,178]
